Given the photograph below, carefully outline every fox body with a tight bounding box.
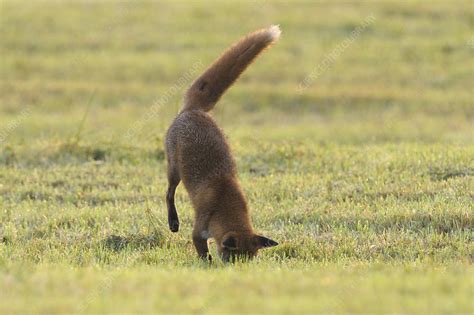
[165,25,281,261]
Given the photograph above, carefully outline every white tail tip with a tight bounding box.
[267,25,281,40]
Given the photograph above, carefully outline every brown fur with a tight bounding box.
[165,25,280,261]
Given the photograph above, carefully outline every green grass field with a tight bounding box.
[1,0,473,314]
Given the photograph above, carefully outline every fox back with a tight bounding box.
[166,111,234,194]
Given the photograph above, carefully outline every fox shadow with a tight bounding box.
[102,232,165,252]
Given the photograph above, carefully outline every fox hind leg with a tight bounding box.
[166,164,180,232]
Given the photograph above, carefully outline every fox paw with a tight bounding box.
[168,219,179,232]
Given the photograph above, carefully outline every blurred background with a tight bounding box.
[1,0,472,162]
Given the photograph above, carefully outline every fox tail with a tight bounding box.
[182,25,281,112]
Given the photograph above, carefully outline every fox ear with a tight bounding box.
[222,234,238,250]
[256,235,278,248]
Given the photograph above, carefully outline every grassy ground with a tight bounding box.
[1,0,473,314]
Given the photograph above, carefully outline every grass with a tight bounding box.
[0,0,473,314]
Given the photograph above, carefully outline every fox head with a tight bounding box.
[217,231,278,262]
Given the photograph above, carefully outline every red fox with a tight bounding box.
[165,25,281,261]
